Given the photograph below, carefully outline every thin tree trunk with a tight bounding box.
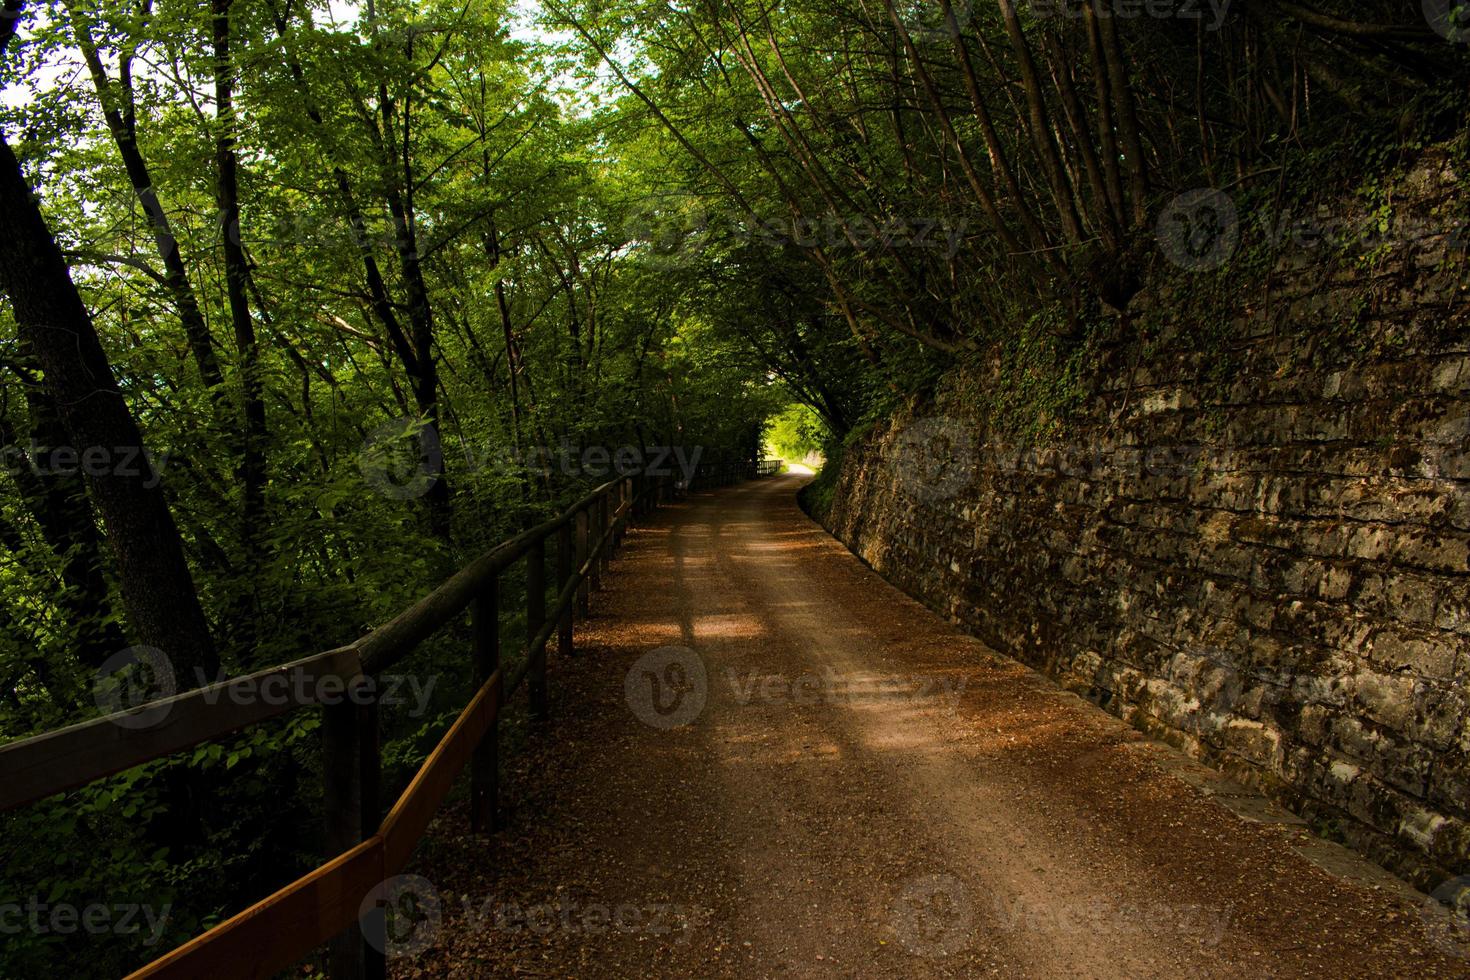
[213,0,268,654]
[0,383,128,672]
[377,78,451,540]
[66,0,224,390]
[995,0,1085,243]
[1096,4,1150,225]
[1083,5,1129,226]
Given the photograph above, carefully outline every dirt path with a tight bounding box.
[402,475,1468,978]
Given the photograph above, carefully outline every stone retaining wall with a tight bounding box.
[822,152,1470,889]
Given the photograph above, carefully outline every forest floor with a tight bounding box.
[401,474,1469,978]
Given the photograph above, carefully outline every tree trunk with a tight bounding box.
[66,0,224,390]
[0,131,219,685]
[212,0,268,657]
[0,386,128,673]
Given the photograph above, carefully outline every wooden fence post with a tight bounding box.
[528,538,548,722]
[471,576,499,834]
[557,522,574,659]
[596,494,609,579]
[575,508,590,616]
[324,689,381,980]
[612,480,624,549]
[587,501,602,596]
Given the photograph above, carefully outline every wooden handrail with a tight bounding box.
[0,645,363,812]
[1,460,759,980]
[379,671,502,873]
[126,837,387,980]
[126,675,509,979]
[504,492,634,698]
[0,479,631,810]
[133,473,673,979]
[356,477,624,675]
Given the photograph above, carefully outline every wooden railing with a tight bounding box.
[688,456,780,489]
[0,470,686,979]
[0,452,785,979]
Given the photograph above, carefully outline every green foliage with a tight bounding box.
[989,308,1096,440]
[0,709,323,977]
[797,463,839,525]
[763,402,827,464]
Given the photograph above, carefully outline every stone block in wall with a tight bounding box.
[1415,686,1470,753]
[1367,625,1461,678]
[1219,717,1285,769]
[1430,754,1470,820]
[1435,591,1470,636]
[1430,355,1470,394]
[1421,815,1468,874]
[1394,528,1470,573]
